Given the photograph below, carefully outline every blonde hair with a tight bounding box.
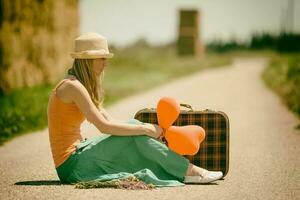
[67,59,104,108]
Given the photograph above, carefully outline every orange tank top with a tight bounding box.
[47,78,85,168]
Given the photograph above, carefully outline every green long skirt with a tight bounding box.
[56,119,190,187]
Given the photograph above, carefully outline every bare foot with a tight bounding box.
[185,163,208,177]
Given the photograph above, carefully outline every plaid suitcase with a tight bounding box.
[134,103,230,177]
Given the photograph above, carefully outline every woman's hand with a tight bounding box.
[143,123,163,139]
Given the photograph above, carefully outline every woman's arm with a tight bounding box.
[63,80,162,138]
[100,107,165,140]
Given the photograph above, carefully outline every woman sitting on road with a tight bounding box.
[47,32,223,188]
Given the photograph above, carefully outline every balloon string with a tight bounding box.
[156,127,166,143]
[158,128,168,146]
[162,128,166,137]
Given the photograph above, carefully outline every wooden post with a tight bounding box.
[177,9,204,58]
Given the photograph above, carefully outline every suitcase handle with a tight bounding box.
[147,103,194,112]
[180,103,194,112]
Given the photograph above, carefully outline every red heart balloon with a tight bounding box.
[156,97,180,129]
[164,125,205,155]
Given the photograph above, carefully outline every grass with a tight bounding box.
[0,82,53,144]
[261,52,300,129]
[103,45,234,105]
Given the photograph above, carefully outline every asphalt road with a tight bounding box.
[0,57,299,200]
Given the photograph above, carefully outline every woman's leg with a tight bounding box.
[66,118,213,186]
[126,119,190,180]
[127,119,209,178]
[185,163,209,176]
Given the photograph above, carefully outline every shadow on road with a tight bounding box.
[14,180,65,186]
[14,180,221,186]
[185,182,219,185]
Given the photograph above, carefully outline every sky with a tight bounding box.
[79,0,300,48]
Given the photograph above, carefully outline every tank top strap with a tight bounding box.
[53,77,77,93]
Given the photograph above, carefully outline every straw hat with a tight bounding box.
[70,32,114,59]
